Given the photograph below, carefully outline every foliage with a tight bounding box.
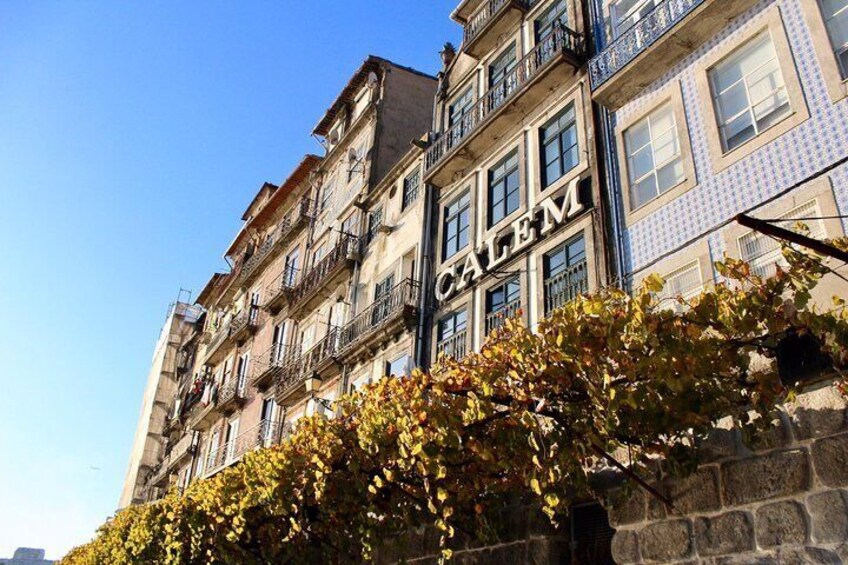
[62,243,848,564]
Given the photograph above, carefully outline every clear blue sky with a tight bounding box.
[0,2,459,558]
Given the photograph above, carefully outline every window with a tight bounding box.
[372,274,395,324]
[543,235,588,316]
[443,191,471,260]
[709,32,792,152]
[235,353,249,393]
[624,102,685,210]
[485,277,521,334]
[449,88,475,128]
[260,398,278,447]
[738,200,826,279]
[819,0,848,78]
[284,249,299,286]
[402,168,421,210]
[656,261,703,312]
[535,0,568,43]
[319,181,335,213]
[312,243,326,267]
[341,213,359,237]
[224,418,239,464]
[488,150,520,227]
[366,206,383,246]
[611,0,661,39]
[437,310,468,359]
[540,105,579,190]
[489,43,518,110]
[386,354,411,377]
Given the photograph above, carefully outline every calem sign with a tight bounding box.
[435,177,584,302]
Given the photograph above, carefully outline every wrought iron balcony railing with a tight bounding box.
[276,328,340,400]
[426,23,584,174]
[167,432,196,468]
[464,0,527,46]
[229,305,260,341]
[286,235,359,310]
[250,343,289,388]
[339,279,421,352]
[265,265,300,313]
[204,419,283,476]
[216,377,247,412]
[589,0,703,90]
[484,299,522,335]
[543,259,588,316]
[436,330,468,361]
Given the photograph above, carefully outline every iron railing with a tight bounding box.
[251,343,289,385]
[167,432,196,468]
[436,330,468,360]
[339,279,421,351]
[426,23,584,173]
[287,235,359,308]
[484,298,522,334]
[217,376,247,408]
[588,0,703,89]
[543,259,588,316]
[204,420,282,476]
[464,0,528,45]
[265,264,300,310]
[276,328,340,397]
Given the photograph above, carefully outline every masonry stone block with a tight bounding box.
[714,554,779,565]
[694,511,755,556]
[665,467,722,515]
[722,449,810,505]
[739,415,791,452]
[773,546,842,564]
[808,490,848,543]
[611,530,639,565]
[787,387,848,440]
[608,487,646,527]
[755,500,808,548]
[639,519,691,562]
[695,425,738,462]
[812,433,848,487]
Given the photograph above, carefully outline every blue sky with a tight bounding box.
[0,2,459,558]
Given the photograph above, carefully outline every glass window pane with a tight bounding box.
[632,175,658,208]
[628,145,654,181]
[656,158,685,193]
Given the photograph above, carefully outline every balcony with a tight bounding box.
[338,279,421,363]
[234,198,314,289]
[484,298,522,335]
[150,459,171,488]
[264,266,299,314]
[275,329,340,405]
[203,306,260,365]
[425,23,584,186]
[203,419,283,477]
[436,330,468,361]
[589,0,758,109]
[166,432,196,469]
[463,0,529,59]
[187,383,219,431]
[216,378,247,415]
[250,343,288,390]
[543,258,588,317]
[286,235,360,318]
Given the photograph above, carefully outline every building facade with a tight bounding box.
[425,0,611,363]
[588,0,848,302]
[0,548,54,565]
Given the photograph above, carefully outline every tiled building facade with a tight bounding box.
[121,0,848,561]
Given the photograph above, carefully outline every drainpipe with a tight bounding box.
[414,179,437,371]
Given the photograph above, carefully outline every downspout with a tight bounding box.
[414,178,437,371]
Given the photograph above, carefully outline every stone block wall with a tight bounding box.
[610,384,848,564]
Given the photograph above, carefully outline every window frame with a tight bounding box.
[441,189,472,262]
[539,103,580,190]
[694,6,809,172]
[614,81,697,225]
[401,167,422,211]
[487,149,521,228]
[801,0,848,102]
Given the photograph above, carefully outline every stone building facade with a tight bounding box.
[0,548,54,565]
[120,0,848,562]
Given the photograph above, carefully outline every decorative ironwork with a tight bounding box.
[339,279,420,352]
[589,0,703,90]
[426,23,584,173]
[484,298,522,334]
[436,330,467,360]
[463,0,528,46]
[204,419,283,476]
[543,259,588,316]
[286,235,359,309]
[275,328,340,399]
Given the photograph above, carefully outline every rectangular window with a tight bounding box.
[611,0,661,39]
[284,248,300,286]
[437,310,468,359]
[235,353,249,393]
[624,102,685,210]
[372,273,395,324]
[488,150,520,227]
[820,0,848,78]
[656,261,703,313]
[402,168,421,211]
[540,105,579,190]
[543,235,588,316]
[485,277,521,334]
[488,43,518,111]
[738,200,826,279]
[449,87,475,128]
[443,191,471,260]
[386,354,411,378]
[224,418,239,464]
[535,0,568,43]
[366,206,383,246]
[319,181,335,213]
[709,32,792,152]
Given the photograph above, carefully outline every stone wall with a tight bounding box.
[610,384,848,564]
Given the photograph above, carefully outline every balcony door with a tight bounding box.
[260,397,279,447]
[372,274,395,325]
[284,249,300,287]
[235,353,249,394]
[224,418,239,464]
[488,43,518,110]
